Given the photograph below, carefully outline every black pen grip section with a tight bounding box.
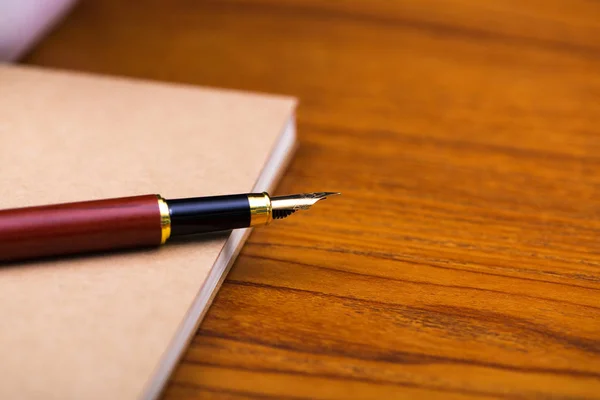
[167,194,250,237]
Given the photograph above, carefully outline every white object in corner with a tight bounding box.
[0,0,77,61]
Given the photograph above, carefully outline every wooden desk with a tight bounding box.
[26,1,600,398]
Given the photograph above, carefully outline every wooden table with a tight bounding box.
[26,1,600,398]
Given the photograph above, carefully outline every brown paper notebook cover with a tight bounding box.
[0,64,297,399]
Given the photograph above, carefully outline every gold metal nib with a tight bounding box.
[270,192,341,219]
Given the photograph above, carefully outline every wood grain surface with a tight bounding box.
[24,0,600,398]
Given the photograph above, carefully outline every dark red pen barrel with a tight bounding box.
[0,195,163,262]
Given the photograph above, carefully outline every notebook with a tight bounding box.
[0,64,297,399]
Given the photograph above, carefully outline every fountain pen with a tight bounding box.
[0,191,340,262]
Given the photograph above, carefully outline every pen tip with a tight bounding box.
[310,192,341,199]
[270,192,341,219]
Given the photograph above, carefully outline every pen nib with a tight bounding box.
[270,192,340,219]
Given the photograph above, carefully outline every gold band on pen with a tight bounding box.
[248,192,272,226]
[157,195,171,244]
